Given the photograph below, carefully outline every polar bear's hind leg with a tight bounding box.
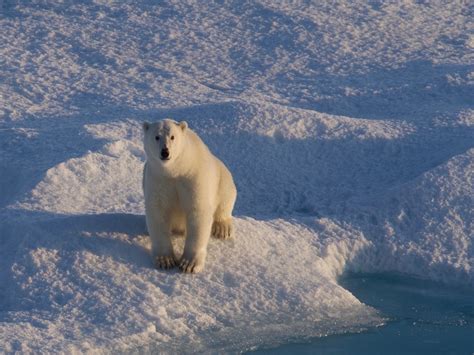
[212,164,237,240]
[211,218,233,240]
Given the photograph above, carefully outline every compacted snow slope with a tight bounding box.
[0,1,473,353]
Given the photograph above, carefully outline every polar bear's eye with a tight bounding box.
[155,136,160,141]
[171,135,175,140]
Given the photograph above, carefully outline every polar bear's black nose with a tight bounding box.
[161,148,169,159]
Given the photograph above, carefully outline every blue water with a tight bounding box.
[250,273,474,354]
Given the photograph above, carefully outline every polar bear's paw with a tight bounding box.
[154,255,177,270]
[212,219,233,240]
[179,253,206,273]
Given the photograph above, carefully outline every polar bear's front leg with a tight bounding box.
[145,205,176,269]
[179,209,213,273]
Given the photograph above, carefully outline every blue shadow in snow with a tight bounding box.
[271,61,474,121]
[0,211,151,316]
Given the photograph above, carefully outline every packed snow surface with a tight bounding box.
[0,1,473,353]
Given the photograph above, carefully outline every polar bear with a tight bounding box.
[142,119,237,273]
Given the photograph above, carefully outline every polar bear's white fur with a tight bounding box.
[143,119,237,273]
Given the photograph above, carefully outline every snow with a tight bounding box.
[0,1,473,353]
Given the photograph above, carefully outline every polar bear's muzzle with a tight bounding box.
[160,147,170,160]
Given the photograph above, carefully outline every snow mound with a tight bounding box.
[0,215,382,353]
[14,141,144,215]
[359,149,474,286]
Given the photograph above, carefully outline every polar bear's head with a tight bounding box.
[143,119,188,165]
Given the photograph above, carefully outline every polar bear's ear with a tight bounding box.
[179,121,188,131]
[143,122,150,132]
